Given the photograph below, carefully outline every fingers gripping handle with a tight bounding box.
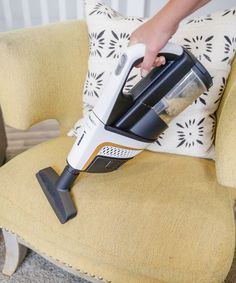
[114,42,183,84]
[158,42,183,59]
[122,42,183,72]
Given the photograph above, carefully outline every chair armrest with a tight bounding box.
[0,20,89,134]
[0,106,7,165]
[215,56,236,188]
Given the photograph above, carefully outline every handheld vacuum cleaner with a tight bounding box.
[36,42,212,224]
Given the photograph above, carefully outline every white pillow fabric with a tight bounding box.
[69,1,236,159]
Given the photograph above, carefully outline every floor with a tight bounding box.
[0,232,89,283]
[5,120,60,160]
[1,120,236,282]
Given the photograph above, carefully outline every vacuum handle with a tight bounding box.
[115,42,183,76]
[158,42,184,60]
[124,42,183,69]
[93,42,183,125]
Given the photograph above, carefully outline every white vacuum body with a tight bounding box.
[36,43,212,223]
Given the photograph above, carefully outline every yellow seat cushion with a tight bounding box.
[0,136,234,283]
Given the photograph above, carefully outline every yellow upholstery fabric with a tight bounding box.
[0,107,7,165]
[0,136,234,283]
[0,20,89,134]
[215,56,236,189]
[0,21,235,283]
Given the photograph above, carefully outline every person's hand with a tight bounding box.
[129,0,210,76]
[129,16,178,76]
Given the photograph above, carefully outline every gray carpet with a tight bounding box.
[0,232,89,283]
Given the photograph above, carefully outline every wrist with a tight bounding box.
[151,13,179,38]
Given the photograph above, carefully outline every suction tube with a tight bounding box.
[56,165,80,192]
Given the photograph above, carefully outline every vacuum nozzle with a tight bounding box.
[36,165,79,224]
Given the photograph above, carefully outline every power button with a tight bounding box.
[115,54,128,75]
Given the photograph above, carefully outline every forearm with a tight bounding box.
[189,0,211,15]
[153,0,211,28]
[129,0,211,73]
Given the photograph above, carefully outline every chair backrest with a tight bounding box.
[0,20,89,134]
[0,106,7,165]
[215,55,236,188]
[0,0,146,32]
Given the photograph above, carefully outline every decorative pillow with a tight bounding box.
[68,0,236,159]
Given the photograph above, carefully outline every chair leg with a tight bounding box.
[2,229,28,276]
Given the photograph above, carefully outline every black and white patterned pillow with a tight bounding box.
[69,1,236,159]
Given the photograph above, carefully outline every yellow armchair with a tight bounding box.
[0,21,235,283]
[0,107,7,165]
